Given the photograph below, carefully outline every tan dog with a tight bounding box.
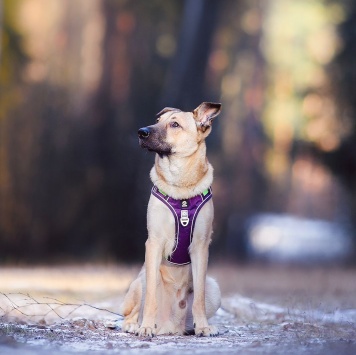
[120,102,222,337]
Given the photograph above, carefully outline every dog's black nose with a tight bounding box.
[138,127,150,139]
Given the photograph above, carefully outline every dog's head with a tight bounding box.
[138,102,221,158]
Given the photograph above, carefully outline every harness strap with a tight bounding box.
[151,186,212,265]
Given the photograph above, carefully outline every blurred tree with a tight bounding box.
[323,1,356,251]
[160,0,219,108]
[203,0,268,259]
[85,0,185,260]
[327,2,356,186]
[0,0,30,257]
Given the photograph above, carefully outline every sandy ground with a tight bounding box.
[0,263,356,354]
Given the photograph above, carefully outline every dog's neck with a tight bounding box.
[150,142,213,200]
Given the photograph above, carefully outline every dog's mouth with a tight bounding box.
[139,140,172,157]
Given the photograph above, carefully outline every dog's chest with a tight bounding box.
[151,186,212,265]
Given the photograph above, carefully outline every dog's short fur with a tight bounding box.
[120,102,222,337]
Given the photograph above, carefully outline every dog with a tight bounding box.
[120,102,222,337]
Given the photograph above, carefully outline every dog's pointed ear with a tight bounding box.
[193,102,222,130]
[156,107,180,118]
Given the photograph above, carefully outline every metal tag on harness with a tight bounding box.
[180,210,189,227]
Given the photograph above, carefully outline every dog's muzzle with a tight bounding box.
[138,127,150,139]
[138,125,172,156]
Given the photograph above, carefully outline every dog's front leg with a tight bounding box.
[191,244,218,337]
[137,238,162,337]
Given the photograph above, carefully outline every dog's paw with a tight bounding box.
[194,325,219,337]
[157,323,182,336]
[122,321,139,334]
[136,326,156,337]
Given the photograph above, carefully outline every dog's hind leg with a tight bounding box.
[120,277,142,334]
[205,276,221,319]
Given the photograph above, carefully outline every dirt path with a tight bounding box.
[0,264,356,354]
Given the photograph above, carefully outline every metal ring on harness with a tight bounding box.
[180,210,189,227]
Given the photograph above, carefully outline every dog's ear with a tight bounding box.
[156,107,181,118]
[193,102,222,131]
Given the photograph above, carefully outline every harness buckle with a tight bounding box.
[180,210,189,227]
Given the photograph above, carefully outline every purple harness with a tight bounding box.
[151,186,212,265]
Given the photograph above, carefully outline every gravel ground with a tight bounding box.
[0,264,355,354]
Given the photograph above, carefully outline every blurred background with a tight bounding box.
[1,0,356,265]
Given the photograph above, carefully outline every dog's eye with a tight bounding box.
[156,118,160,123]
[170,122,180,128]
